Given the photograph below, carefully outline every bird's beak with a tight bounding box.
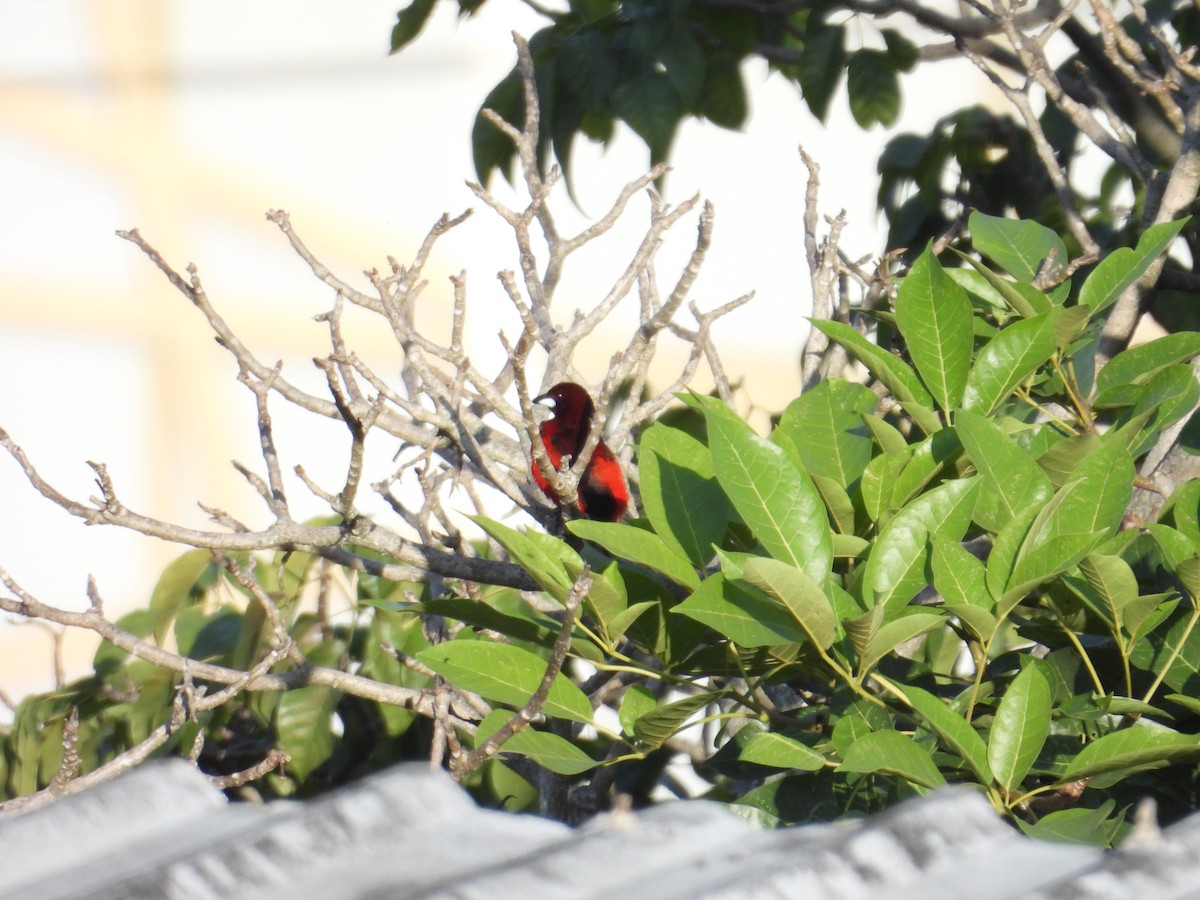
[533,391,554,409]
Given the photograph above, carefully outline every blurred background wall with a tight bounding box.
[0,0,992,705]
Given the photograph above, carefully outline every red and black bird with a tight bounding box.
[531,382,629,522]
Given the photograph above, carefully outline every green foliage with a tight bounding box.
[3,218,1199,845]
[388,0,916,188]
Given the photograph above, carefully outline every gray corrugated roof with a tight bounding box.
[2,760,1199,899]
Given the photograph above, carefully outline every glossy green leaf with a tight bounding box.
[472,515,573,600]
[865,477,980,610]
[698,394,832,585]
[969,211,1068,284]
[931,536,992,609]
[568,520,700,590]
[740,557,836,649]
[276,684,339,782]
[477,711,598,775]
[861,449,908,523]
[1004,532,1106,612]
[619,684,656,736]
[148,549,212,645]
[900,684,993,782]
[963,312,1059,414]
[1079,218,1189,314]
[740,732,826,770]
[1022,440,1133,552]
[1097,332,1200,397]
[1079,554,1139,636]
[956,408,1052,530]
[775,378,878,487]
[638,423,730,566]
[860,612,945,676]
[1016,802,1122,846]
[954,252,1047,318]
[673,572,806,647]
[1062,727,1200,780]
[633,692,718,749]
[895,246,975,410]
[890,430,962,509]
[813,475,858,535]
[416,641,593,724]
[988,664,1051,792]
[810,320,936,412]
[838,730,947,789]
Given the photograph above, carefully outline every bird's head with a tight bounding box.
[534,382,595,427]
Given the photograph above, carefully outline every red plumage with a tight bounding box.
[531,382,629,522]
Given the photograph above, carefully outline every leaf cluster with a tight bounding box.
[7,212,1197,844]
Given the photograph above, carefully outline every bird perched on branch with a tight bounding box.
[531,382,629,522]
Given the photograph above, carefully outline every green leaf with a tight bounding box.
[673,573,806,647]
[476,711,599,775]
[895,246,975,411]
[969,211,1068,284]
[846,49,900,128]
[612,69,681,163]
[931,536,992,609]
[865,477,980,610]
[1062,727,1200,780]
[473,67,522,185]
[814,475,858,535]
[798,22,845,121]
[861,449,908,523]
[1023,440,1133,552]
[1096,332,1200,397]
[658,27,706,109]
[415,641,594,724]
[558,32,618,109]
[890,429,962,509]
[698,393,833,585]
[899,684,993,782]
[838,730,947,789]
[1004,532,1106,612]
[860,612,945,676]
[954,252,1048,318]
[568,520,700,589]
[1079,554,1139,636]
[1079,218,1189,314]
[389,0,437,53]
[882,29,918,71]
[619,684,656,736]
[775,378,878,487]
[472,515,573,600]
[638,423,730,566]
[148,549,212,645]
[812,320,936,414]
[1113,365,1200,456]
[385,595,556,647]
[955,408,1052,530]
[740,732,826,770]
[1017,802,1122,846]
[740,557,837,649]
[276,684,339,782]
[633,692,719,749]
[987,663,1051,792]
[963,312,1060,414]
[700,60,748,129]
